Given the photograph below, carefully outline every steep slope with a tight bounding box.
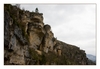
[4,4,95,65]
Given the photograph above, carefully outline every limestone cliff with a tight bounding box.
[4,4,95,65]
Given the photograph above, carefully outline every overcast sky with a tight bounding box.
[19,4,96,56]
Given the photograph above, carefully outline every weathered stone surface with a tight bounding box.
[35,50,42,55]
[29,30,44,49]
[8,35,16,51]
[57,49,61,56]
[23,45,30,58]
[9,53,25,65]
[14,26,28,45]
[4,11,11,47]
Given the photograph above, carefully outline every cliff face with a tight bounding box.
[4,4,95,65]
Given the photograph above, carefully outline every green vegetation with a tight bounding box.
[28,48,46,65]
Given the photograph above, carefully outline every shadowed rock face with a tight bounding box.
[4,4,96,65]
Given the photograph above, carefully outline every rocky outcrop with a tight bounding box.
[4,4,95,65]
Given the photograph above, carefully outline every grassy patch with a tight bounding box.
[28,48,47,64]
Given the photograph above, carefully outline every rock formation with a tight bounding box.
[4,4,95,65]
